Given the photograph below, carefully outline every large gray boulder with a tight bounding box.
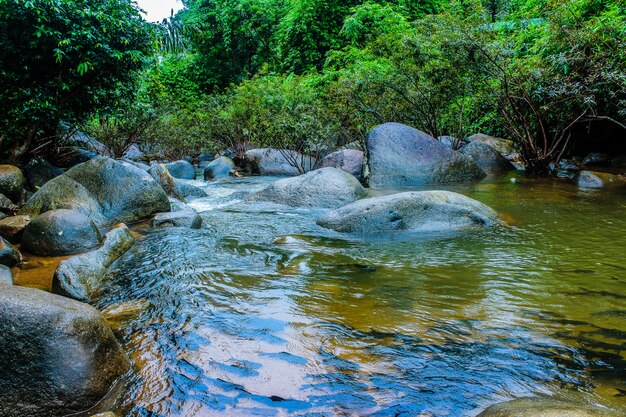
[250,167,367,209]
[0,215,31,243]
[366,123,486,187]
[0,164,25,202]
[165,160,196,179]
[460,141,515,173]
[318,149,364,180]
[23,157,65,189]
[21,209,102,256]
[204,156,235,181]
[20,159,170,227]
[0,236,21,267]
[245,148,316,176]
[476,397,622,417]
[0,285,130,417]
[467,133,515,157]
[317,191,499,233]
[53,224,136,302]
[150,210,203,229]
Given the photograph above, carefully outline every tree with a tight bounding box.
[0,0,153,162]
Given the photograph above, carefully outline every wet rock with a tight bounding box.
[198,152,215,163]
[173,181,208,201]
[23,157,65,189]
[0,193,17,214]
[317,191,499,233]
[476,397,622,417]
[169,198,192,212]
[578,171,626,188]
[250,167,367,209]
[583,152,609,166]
[0,164,26,202]
[149,164,206,201]
[0,285,130,417]
[0,215,31,243]
[53,224,136,302]
[245,148,316,176]
[21,209,102,256]
[467,133,515,157]
[460,141,515,173]
[165,160,196,179]
[366,123,486,187]
[204,156,235,181]
[0,212,5,222]
[0,236,20,267]
[150,210,202,229]
[0,265,12,285]
[20,158,170,227]
[102,299,151,333]
[318,149,364,180]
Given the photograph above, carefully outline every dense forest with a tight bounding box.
[1,0,625,174]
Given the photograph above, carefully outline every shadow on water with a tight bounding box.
[87,175,626,416]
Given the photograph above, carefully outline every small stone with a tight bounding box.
[0,215,31,243]
[150,210,203,229]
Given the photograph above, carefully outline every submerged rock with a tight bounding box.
[0,236,21,267]
[250,167,367,208]
[476,397,622,417]
[0,285,130,417]
[582,152,609,166]
[318,149,364,180]
[460,141,515,173]
[204,156,235,181]
[150,210,203,229]
[317,191,499,233]
[245,148,316,176]
[174,181,208,201]
[23,157,65,189]
[366,123,486,187]
[53,224,136,302]
[21,209,102,256]
[0,214,31,243]
[0,265,12,285]
[578,171,626,188]
[165,160,196,179]
[0,164,26,202]
[20,158,170,227]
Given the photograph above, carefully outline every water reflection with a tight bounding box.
[89,175,626,416]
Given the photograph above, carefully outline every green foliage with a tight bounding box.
[0,0,153,160]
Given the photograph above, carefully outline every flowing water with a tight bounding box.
[89,173,626,416]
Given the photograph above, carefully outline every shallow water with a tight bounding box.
[90,173,626,416]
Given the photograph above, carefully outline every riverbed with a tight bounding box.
[82,172,626,416]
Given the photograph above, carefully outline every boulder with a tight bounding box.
[460,141,515,173]
[204,156,235,181]
[20,159,170,227]
[23,157,65,189]
[0,164,26,202]
[582,152,609,166]
[65,130,112,157]
[577,171,626,188]
[53,224,136,302]
[21,209,102,256]
[121,159,150,171]
[173,181,208,201]
[198,152,215,163]
[0,285,130,417]
[165,160,196,179]
[149,164,207,202]
[0,215,31,243]
[0,193,17,214]
[476,397,622,417]
[0,265,12,285]
[317,191,499,233]
[0,236,20,267]
[438,135,462,150]
[318,149,364,180]
[467,133,515,157]
[150,210,203,229]
[122,144,143,160]
[245,148,316,176]
[366,123,486,187]
[250,167,367,209]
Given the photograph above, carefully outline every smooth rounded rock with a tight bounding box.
[366,123,486,187]
[165,160,196,179]
[0,214,31,243]
[0,164,26,202]
[460,141,515,173]
[150,210,203,229]
[317,191,499,233]
[245,148,315,176]
[204,156,235,181]
[0,285,130,417]
[250,167,367,208]
[467,133,515,157]
[318,149,364,180]
[23,157,65,189]
[476,397,622,417]
[0,236,20,267]
[578,171,626,188]
[21,209,102,256]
